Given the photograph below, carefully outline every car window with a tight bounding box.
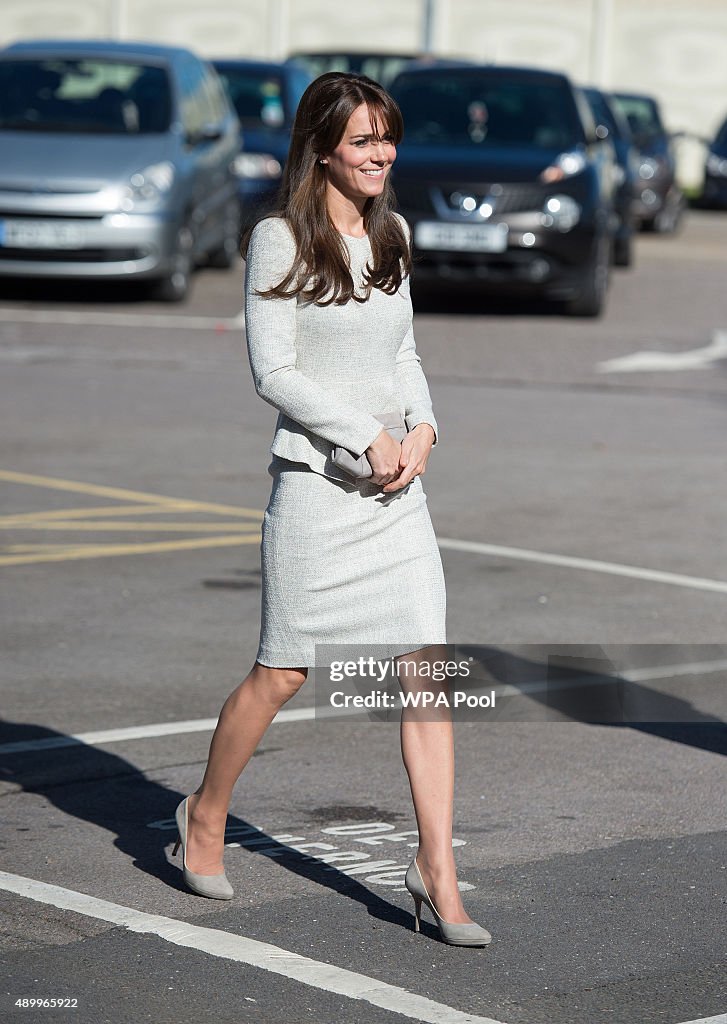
[0,58,172,133]
[214,68,286,127]
[612,95,664,139]
[391,74,583,149]
[288,53,412,88]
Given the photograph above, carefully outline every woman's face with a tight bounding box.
[322,102,396,203]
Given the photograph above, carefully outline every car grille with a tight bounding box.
[395,180,550,215]
[0,210,104,221]
[0,248,146,263]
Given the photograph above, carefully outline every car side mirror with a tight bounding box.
[186,123,223,146]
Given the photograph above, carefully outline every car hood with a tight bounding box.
[238,127,290,162]
[0,132,176,191]
[392,144,570,183]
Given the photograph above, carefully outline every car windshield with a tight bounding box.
[0,58,172,133]
[290,54,413,88]
[612,95,664,140]
[714,119,727,149]
[391,74,582,149]
[214,68,288,128]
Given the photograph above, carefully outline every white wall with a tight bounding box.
[3,0,725,185]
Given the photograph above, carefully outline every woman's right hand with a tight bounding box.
[366,428,403,486]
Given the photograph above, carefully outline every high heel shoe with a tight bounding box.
[172,796,234,900]
[405,856,491,946]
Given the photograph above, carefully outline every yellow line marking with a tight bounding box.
[3,544,83,552]
[0,469,267,566]
[0,470,264,519]
[0,534,261,566]
[0,503,196,525]
[4,521,263,533]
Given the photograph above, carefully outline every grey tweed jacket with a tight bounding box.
[243,212,439,484]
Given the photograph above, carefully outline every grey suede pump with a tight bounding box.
[405,856,491,946]
[172,796,234,900]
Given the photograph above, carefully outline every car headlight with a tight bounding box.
[118,162,175,210]
[539,150,587,183]
[706,153,727,177]
[638,156,662,180]
[232,153,282,179]
[540,194,581,232]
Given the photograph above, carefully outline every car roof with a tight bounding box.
[211,58,295,72]
[390,63,571,83]
[1,39,195,62]
[288,50,418,58]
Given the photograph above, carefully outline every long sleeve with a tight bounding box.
[244,217,385,457]
[393,214,439,446]
[395,318,439,446]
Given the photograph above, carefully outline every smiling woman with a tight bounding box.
[177,71,492,948]
[240,71,410,305]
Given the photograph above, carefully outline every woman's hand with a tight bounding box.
[366,427,407,487]
[381,423,435,493]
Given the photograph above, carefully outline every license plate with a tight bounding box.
[0,219,86,249]
[414,221,508,253]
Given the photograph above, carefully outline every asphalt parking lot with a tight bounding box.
[1,210,726,1024]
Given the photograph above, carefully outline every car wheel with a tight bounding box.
[207,199,242,270]
[564,235,610,317]
[613,232,634,268]
[150,221,194,302]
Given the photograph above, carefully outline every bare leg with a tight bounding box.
[182,662,308,874]
[397,645,473,924]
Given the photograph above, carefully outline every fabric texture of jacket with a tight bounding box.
[244,211,438,485]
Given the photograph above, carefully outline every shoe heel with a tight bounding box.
[412,894,422,933]
[172,833,181,857]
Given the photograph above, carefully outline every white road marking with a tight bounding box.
[0,706,320,753]
[0,871,504,1024]
[596,329,727,373]
[1,658,724,755]
[0,306,245,331]
[676,1017,727,1024]
[438,537,727,595]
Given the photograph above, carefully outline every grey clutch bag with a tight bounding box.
[331,410,408,481]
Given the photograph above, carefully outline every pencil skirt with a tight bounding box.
[255,457,447,668]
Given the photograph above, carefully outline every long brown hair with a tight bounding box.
[240,71,411,306]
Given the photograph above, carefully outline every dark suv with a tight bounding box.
[388,65,617,316]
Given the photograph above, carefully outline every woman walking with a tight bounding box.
[171,72,491,946]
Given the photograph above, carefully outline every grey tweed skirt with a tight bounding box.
[256,456,447,668]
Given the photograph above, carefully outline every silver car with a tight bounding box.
[0,39,242,301]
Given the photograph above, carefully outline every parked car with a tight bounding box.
[211,58,311,226]
[610,91,685,233]
[581,85,639,266]
[701,115,727,209]
[285,51,418,89]
[388,64,618,316]
[0,39,242,301]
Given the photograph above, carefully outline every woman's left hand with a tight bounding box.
[381,423,435,492]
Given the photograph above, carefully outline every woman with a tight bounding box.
[171,72,491,947]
